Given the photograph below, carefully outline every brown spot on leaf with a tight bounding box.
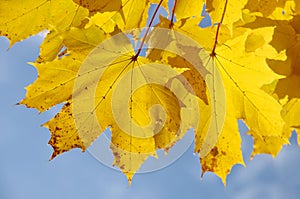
[120,164,125,170]
[210,146,219,156]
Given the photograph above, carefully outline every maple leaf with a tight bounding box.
[38,29,204,182]
[154,1,291,183]
[200,8,290,183]
[1,0,300,185]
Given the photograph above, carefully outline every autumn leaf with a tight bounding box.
[1,0,300,185]
[153,1,292,183]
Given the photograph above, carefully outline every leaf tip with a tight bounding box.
[125,172,134,186]
[200,170,205,179]
[49,151,58,161]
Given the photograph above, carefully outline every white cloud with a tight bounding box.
[228,143,300,199]
[37,30,49,39]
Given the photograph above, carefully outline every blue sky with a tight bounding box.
[1,31,300,199]
[1,4,300,199]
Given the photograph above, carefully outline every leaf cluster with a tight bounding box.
[1,0,300,184]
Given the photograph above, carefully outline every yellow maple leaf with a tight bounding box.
[153,5,291,183]
[70,30,212,181]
